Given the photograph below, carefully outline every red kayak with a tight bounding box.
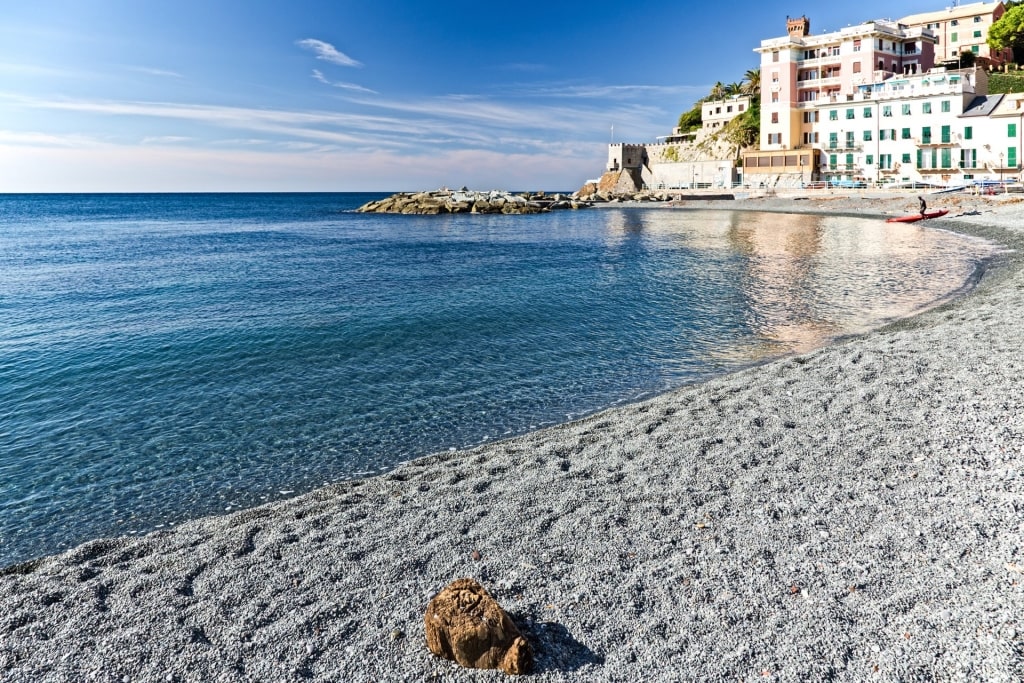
[885,209,948,223]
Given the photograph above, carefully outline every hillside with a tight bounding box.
[989,70,1024,94]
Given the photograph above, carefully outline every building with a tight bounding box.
[744,13,1024,188]
[753,16,938,153]
[605,96,750,190]
[899,1,1013,67]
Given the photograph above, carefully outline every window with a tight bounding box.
[941,100,950,113]
[771,112,779,123]
[716,107,722,114]
[829,110,838,121]
[923,102,932,114]
[951,32,958,42]
[941,148,952,169]
[726,106,733,113]
[846,108,855,120]
[951,19,959,26]
[1010,147,1018,167]
[738,104,745,112]
[845,153,854,167]
[846,131,855,147]
[974,16,982,22]
[974,30,982,38]
[866,154,874,164]
[1010,123,1018,138]
[883,105,892,117]
[902,103,911,115]
[880,129,891,140]
[863,107,872,118]
[902,128,912,139]
[878,60,885,70]
[854,62,862,73]
[772,92,779,103]
[864,130,873,141]
[853,39,862,52]
[922,126,932,143]
[964,126,973,140]
[879,154,892,169]
[972,45,979,54]
[829,154,837,169]
[941,125,951,144]
[829,132,838,149]
[902,153,912,164]
[772,51,779,62]
[961,149,977,168]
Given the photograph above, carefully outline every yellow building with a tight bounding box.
[899,1,1013,67]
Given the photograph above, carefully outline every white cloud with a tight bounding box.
[128,66,183,79]
[141,135,192,144]
[296,39,361,67]
[311,69,377,94]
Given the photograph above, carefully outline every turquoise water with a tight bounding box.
[0,193,995,566]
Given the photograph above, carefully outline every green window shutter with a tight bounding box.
[971,45,979,54]
[941,148,951,169]
[902,104,911,115]
[941,100,950,113]
[922,126,931,143]
[866,154,874,164]
[863,130,872,141]
[916,149,923,168]
[922,102,931,114]
[830,110,838,121]
[846,108,855,119]
[964,126,973,140]
[1009,123,1017,138]
[902,128,911,139]
[1010,147,1018,167]
[902,153,912,163]
[973,30,982,38]
[863,107,872,118]
[951,32,958,42]
[941,125,951,143]
[846,153,854,165]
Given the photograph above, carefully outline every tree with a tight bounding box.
[742,68,761,96]
[957,50,978,68]
[677,104,703,134]
[709,81,725,100]
[988,4,1024,63]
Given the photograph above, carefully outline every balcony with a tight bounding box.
[914,136,959,147]
[827,144,863,152]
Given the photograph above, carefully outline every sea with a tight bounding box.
[0,192,997,567]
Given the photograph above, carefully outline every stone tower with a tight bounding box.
[787,16,810,38]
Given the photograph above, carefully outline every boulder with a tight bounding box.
[424,578,533,675]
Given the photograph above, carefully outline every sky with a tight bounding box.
[0,0,951,192]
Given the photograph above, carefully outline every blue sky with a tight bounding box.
[1,0,946,192]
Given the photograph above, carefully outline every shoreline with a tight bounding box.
[2,197,1023,681]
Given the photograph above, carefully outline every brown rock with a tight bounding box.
[424,578,533,675]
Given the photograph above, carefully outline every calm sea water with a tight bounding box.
[0,193,996,566]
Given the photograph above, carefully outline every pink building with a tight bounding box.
[754,17,937,152]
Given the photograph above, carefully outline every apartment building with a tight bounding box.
[754,16,937,153]
[744,13,1023,188]
[816,66,999,185]
[899,1,1013,67]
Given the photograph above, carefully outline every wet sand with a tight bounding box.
[2,195,1022,682]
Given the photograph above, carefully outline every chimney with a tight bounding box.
[787,16,810,38]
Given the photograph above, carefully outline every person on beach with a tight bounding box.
[919,195,927,216]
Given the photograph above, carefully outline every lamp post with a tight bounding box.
[999,152,1004,189]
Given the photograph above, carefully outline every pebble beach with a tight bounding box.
[2,193,1022,682]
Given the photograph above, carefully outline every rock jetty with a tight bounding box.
[356,189,584,215]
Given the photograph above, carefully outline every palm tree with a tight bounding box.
[709,81,725,100]
[742,68,761,96]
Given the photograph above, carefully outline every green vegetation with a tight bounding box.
[676,69,761,151]
[989,70,1024,93]
[988,4,1024,64]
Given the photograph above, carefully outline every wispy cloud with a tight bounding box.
[141,135,191,145]
[0,129,98,146]
[128,66,183,79]
[296,39,361,67]
[311,69,377,94]
[520,83,707,99]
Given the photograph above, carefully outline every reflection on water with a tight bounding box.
[601,208,994,362]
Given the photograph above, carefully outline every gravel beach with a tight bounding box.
[2,194,1022,682]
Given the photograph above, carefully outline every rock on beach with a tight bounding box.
[356,189,585,215]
